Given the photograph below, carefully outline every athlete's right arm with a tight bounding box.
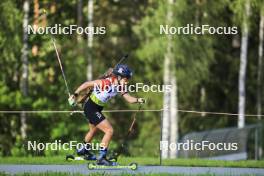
[68,80,102,106]
[74,80,102,95]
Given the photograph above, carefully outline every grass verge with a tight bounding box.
[0,156,263,168]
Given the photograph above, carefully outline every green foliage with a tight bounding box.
[0,0,263,159]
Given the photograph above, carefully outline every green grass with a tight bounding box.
[0,156,264,168]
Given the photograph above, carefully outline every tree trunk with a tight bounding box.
[168,0,179,159]
[77,0,83,43]
[162,49,170,159]
[257,5,264,159]
[21,0,30,139]
[33,0,39,26]
[200,87,206,116]
[86,0,93,81]
[162,0,177,159]
[32,0,39,56]
[169,71,179,158]
[238,0,250,128]
[257,7,264,124]
[195,0,201,26]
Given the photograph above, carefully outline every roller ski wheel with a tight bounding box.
[129,162,138,170]
[87,162,96,170]
[66,154,75,161]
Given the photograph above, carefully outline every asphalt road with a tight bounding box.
[0,164,264,175]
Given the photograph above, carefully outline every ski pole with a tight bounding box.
[36,9,71,97]
[127,104,142,135]
[52,38,71,97]
[110,104,142,161]
[99,54,129,79]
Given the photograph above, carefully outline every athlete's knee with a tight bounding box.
[105,127,114,136]
[86,127,96,136]
[87,128,96,136]
[85,132,92,141]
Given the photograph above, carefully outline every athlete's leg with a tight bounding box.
[96,119,113,148]
[84,123,97,143]
[95,119,114,163]
[76,123,97,160]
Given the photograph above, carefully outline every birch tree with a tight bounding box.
[162,0,179,159]
[86,0,93,81]
[257,4,264,123]
[238,0,250,128]
[257,2,264,159]
[77,0,83,43]
[20,0,29,139]
[162,43,170,159]
[169,68,178,158]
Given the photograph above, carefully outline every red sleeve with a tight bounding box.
[101,79,111,90]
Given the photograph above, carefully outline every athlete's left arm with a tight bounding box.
[122,93,145,104]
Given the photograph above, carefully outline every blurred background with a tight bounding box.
[0,0,263,161]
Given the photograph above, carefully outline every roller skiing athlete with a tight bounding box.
[67,64,145,168]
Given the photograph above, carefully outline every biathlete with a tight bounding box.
[68,64,145,165]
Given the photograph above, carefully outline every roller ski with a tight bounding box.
[87,147,137,170]
[87,161,138,170]
[66,143,97,161]
[88,157,137,170]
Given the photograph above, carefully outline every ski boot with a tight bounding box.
[76,143,96,160]
[96,148,117,166]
